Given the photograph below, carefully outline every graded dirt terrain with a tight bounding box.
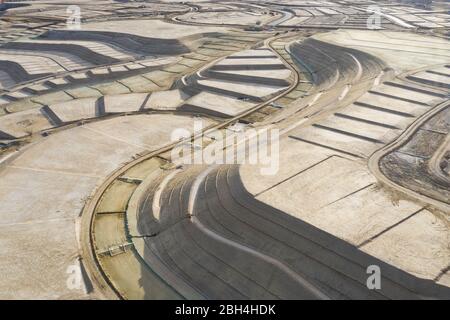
[0,0,449,300]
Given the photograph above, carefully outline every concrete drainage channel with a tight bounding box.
[83,156,182,299]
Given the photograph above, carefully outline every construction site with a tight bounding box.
[0,0,449,300]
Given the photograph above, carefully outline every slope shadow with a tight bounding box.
[137,164,450,300]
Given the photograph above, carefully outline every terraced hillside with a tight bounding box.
[0,0,449,301]
[82,29,450,300]
[91,162,448,299]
